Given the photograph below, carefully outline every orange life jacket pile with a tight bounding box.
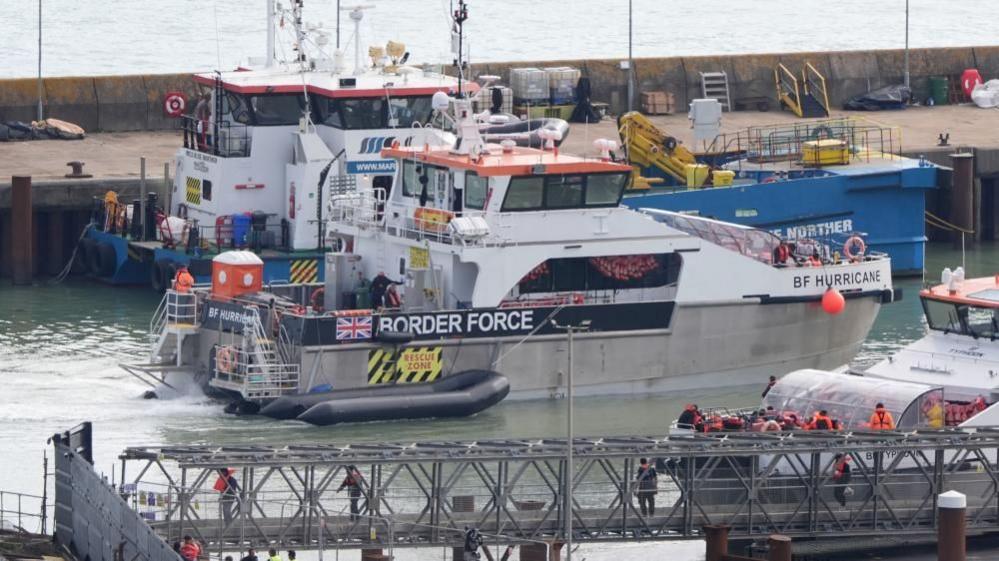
[588,255,658,281]
[522,262,550,282]
[945,399,988,426]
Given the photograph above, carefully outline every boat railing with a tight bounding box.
[150,290,199,339]
[704,117,902,167]
[181,116,251,158]
[211,347,301,401]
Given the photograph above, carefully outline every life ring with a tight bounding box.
[164,92,188,118]
[843,235,866,262]
[809,125,834,140]
[216,346,235,374]
[310,287,326,312]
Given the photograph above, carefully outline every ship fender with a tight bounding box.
[150,259,170,292]
[79,238,98,275]
[94,242,117,277]
[296,370,510,426]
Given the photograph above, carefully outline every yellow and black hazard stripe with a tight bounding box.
[185,177,201,205]
[368,348,398,385]
[396,347,443,383]
[289,259,319,284]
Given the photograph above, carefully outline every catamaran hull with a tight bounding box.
[191,296,882,401]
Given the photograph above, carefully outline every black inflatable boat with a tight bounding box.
[259,370,510,426]
[479,117,570,148]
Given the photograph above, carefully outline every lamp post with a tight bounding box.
[627,0,634,113]
[550,318,590,561]
[37,0,43,121]
[903,0,910,89]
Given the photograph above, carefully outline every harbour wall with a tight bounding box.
[2,46,999,130]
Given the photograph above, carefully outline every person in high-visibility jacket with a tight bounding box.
[173,266,195,293]
[868,402,896,430]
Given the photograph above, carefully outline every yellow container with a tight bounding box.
[802,139,849,166]
[712,169,735,186]
[513,104,575,120]
[685,163,710,188]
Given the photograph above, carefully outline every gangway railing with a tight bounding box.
[774,63,803,118]
[803,62,831,117]
[119,428,999,549]
[0,490,47,535]
[209,307,300,401]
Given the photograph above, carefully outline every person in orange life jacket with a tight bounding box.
[337,465,364,520]
[807,410,834,430]
[213,468,239,524]
[869,402,896,430]
[973,395,988,415]
[807,251,822,267]
[677,404,699,429]
[179,535,201,561]
[832,453,852,507]
[634,458,658,517]
[761,375,777,398]
[370,272,403,309]
[174,266,195,293]
[772,239,791,266]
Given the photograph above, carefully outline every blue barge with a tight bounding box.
[619,115,939,276]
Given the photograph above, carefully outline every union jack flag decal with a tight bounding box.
[336,315,373,341]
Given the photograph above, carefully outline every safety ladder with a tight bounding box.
[699,71,732,112]
[209,307,300,401]
[148,290,200,366]
[775,62,830,118]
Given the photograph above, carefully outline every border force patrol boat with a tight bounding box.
[132,80,896,412]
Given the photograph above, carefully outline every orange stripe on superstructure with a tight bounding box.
[380,146,631,177]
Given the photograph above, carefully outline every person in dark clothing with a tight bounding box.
[239,548,258,561]
[832,453,852,507]
[370,272,403,309]
[215,468,239,524]
[676,404,699,429]
[338,465,364,521]
[761,375,777,398]
[287,551,296,561]
[634,458,658,517]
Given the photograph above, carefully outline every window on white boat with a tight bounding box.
[502,176,545,210]
[923,298,999,339]
[517,253,682,294]
[387,96,434,128]
[465,173,488,210]
[340,98,386,129]
[501,172,628,211]
[402,160,448,200]
[221,92,251,124]
[249,94,307,126]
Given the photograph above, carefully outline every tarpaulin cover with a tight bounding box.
[843,84,912,111]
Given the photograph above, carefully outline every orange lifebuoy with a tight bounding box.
[843,235,866,262]
[311,287,325,313]
[217,346,235,374]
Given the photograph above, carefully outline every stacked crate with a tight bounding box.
[641,91,675,115]
[511,68,549,105]
[544,67,581,104]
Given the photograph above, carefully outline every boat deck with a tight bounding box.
[0,105,992,184]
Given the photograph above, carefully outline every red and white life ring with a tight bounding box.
[164,92,188,118]
[843,235,866,262]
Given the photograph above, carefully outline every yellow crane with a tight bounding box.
[618,112,700,189]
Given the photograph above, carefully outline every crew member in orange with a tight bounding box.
[772,239,791,266]
[868,402,896,430]
[807,409,834,430]
[173,266,195,293]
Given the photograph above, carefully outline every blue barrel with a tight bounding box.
[231,213,252,247]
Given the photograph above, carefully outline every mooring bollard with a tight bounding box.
[767,535,792,561]
[938,490,966,561]
[704,524,730,561]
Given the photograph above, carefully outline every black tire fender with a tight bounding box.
[95,242,118,277]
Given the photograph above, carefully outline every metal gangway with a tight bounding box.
[116,429,999,551]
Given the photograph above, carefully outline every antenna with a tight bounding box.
[451,0,468,98]
[340,4,375,75]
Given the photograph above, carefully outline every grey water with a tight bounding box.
[1,242,996,559]
[3,0,999,79]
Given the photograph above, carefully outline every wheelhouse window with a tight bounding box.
[500,172,628,212]
[221,92,251,124]
[249,94,306,125]
[923,298,999,339]
[317,95,434,129]
[402,160,448,199]
[465,173,488,210]
[518,253,682,294]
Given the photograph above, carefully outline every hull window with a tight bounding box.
[519,253,682,294]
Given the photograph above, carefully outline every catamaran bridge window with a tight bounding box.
[923,297,999,339]
[501,172,628,211]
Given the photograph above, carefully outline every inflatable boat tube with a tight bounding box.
[480,118,570,148]
[292,370,510,426]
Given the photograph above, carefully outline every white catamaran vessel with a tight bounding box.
[128,2,895,421]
